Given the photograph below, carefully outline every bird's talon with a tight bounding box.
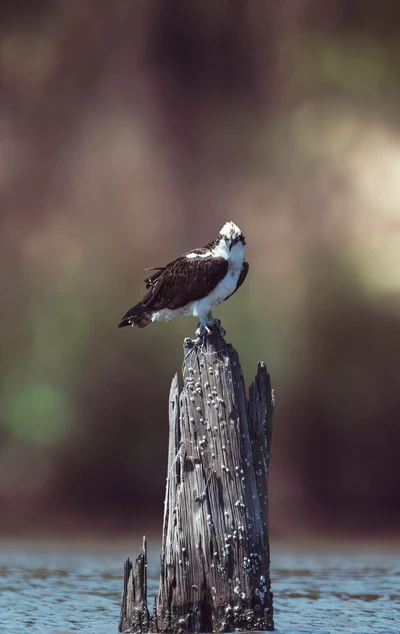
[195,318,226,340]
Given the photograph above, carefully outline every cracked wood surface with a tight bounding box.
[120,330,274,633]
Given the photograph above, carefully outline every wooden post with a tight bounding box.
[120,329,274,633]
[119,537,151,633]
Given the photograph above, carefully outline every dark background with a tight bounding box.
[1,0,399,542]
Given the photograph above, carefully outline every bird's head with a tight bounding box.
[219,221,246,251]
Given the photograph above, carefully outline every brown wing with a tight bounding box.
[118,256,229,326]
[142,256,229,310]
[224,259,249,302]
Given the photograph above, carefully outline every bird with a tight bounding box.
[118,221,248,337]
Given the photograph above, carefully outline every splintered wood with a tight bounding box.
[119,538,151,633]
[120,329,274,633]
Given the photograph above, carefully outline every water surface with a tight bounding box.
[0,542,398,633]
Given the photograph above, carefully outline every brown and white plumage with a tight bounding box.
[118,221,248,332]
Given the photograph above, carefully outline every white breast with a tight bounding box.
[152,240,245,324]
[185,242,245,320]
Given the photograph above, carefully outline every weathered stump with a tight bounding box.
[120,329,274,633]
[119,538,151,633]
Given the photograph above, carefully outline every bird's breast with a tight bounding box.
[212,262,241,301]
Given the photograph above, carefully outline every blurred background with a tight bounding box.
[1,0,399,542]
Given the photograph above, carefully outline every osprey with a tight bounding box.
[118,221,248,336]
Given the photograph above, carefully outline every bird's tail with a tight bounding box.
[118,302,152,329]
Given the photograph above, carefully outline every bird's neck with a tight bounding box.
[210,240,245,262]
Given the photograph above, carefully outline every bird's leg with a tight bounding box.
[195,316,209,339]
[193,316,210,349]
[205,312,217,331]
[195,313,226,342]
[205,313,226,337]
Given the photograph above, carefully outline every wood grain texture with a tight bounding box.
[157,330,274,632]
[120,330,274,632]
[119,538,150,633]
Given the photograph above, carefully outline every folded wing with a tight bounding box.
[224,259,249,302]
[118,256,229,327]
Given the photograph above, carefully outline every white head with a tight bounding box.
[219,221,246,251]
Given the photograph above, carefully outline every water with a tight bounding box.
[0,541,398,633]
